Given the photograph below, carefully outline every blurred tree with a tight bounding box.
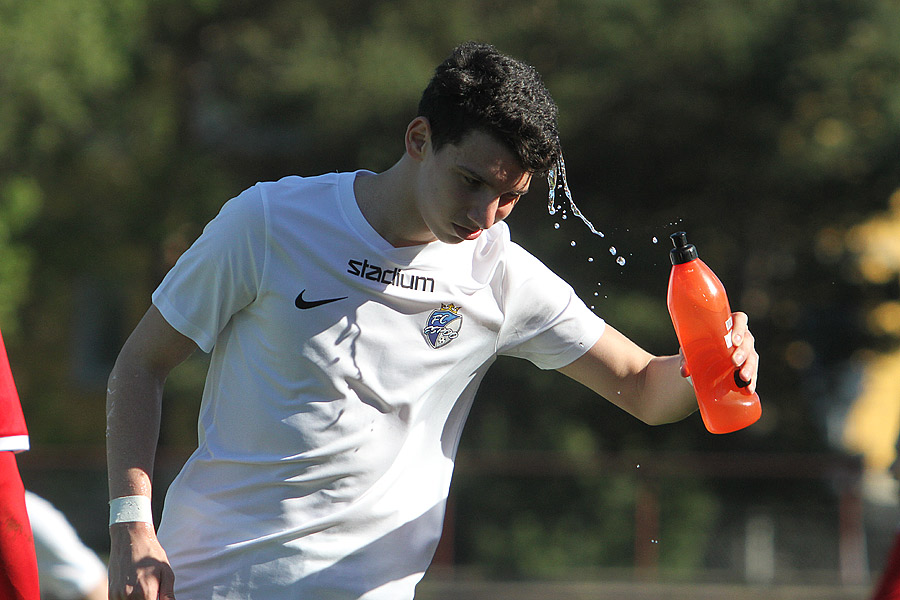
[0,177,41,337]
[0,0,148,440]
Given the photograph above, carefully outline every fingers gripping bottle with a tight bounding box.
[667,232,761,434]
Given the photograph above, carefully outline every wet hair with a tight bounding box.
[417,41,560,174]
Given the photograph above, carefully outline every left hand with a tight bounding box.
[729,311,759,393]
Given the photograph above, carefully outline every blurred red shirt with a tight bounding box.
[0,328,28,452]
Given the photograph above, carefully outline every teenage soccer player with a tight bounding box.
[107,41,759,599]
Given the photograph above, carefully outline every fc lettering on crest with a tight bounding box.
[423,303,462,349]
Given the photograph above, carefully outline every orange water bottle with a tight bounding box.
[667,232,761,434]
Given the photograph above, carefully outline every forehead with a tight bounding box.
[443,130,532,191]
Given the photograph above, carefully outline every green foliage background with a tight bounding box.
[3,0,899,579]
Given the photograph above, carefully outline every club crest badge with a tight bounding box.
[423,303,463,349]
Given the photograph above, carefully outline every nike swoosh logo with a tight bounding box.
[295,289,347,310]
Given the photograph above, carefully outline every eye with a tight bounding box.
[499,192,521,206]
[461,172,481,187]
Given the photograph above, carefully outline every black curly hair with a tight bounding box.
[417,42,560,174]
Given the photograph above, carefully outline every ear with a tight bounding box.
[405,117,431,161]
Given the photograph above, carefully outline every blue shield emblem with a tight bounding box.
[423,304,463,349]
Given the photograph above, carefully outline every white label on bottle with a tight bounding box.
[724,316,734,348]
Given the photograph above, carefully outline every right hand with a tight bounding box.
[108,522,175,600]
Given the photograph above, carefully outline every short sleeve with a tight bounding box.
[0,328,28,452]
[496,244,606,370]
[152,185,268,353]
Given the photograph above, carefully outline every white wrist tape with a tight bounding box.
[109,495,153,526]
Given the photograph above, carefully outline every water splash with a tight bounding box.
[547,163,560,215]
[547,154,605,238]
[548,152,625,275]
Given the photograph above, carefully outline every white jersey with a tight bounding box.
[153,171,605,599]
[25,491,107,600]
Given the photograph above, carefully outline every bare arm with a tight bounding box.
[558,312,758,426]
[106,305,197,600]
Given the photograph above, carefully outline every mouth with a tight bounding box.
[453,224,482,241]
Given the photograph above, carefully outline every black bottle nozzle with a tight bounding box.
[670,231,699,265]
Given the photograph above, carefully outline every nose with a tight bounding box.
[467,195,501,230]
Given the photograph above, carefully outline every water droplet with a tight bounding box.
[587,257,594,262]
[570,240,576,247]
[616,256,626,266]
[609,246,617,256]
[651,539,659,544]
[596,282,602,286]
[652,236,658,244]
[593,292,599,296]
[553,223,560,229]
[636,464,640,469]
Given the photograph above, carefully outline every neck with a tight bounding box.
[354,159,434,248]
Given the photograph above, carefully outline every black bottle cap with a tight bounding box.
[670,231,699,265]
